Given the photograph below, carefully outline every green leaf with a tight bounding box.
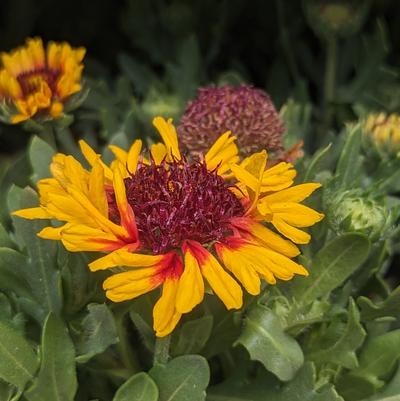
[307,299,366,369]
[236,304,304,381]
[365,365,400,400]
[0,247,31,298]
[8,186,62,320]
[337,330,400,400]
[291,233,370,306]
[0,223,15,248]
[335,124,362,189]
[0,321,39,391]
[172,315,213,356]
[207,362,343,401]
[150,355,209,401]
[76,303,118,363]
[358,285,400,321]
[29,136,55,183]
[25,314,77,401]
[113,372,158,401]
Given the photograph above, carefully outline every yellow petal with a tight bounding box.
[272,216,311,244]
[127,140,142,174]
[108,145,128,165]
[78,140,113,181]
[152,117,181,161]
[205,131,239,174]
[269,202,324,227]
[153,278,182,337]
[176,247,205,313]
[112,162,138,240]
[216,243,261,295]
[88,162,108,217]
[185,241,243,310]
[150,143,167,165]
[12,207,51,219]
[37,225,65,240]
[89,249,164,271]
[260,183,322,204]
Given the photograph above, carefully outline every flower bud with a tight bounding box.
[363,113,400,159]
[327,190,391,240]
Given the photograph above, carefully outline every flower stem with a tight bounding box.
[153,334,171,366]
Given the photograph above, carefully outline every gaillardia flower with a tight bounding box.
[0,37,85,123]
[363,113,400,159]
[14,117,323,336]
[178,85,285,157]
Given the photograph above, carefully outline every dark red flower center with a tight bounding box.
[108,160,245,254]
[17,68,60,97]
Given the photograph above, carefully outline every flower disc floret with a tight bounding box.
[108,160,245,254]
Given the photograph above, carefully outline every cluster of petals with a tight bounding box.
[14,117,324,336]
[0,37,85,123]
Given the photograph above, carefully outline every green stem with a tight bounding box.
[153,335,171,366]
[324,37,337,105]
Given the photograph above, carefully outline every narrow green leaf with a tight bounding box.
[113,372,158,401]
[150,355,209,401]
[172,315,213,356]
[29,136,55,183]
[291,233,370,306]
[304,143,332,181]
[8,186,62,319]
[76,303,118,363]
[336,124,362,188]
[25,314,77,401]
[307,299,366,369]
[236,304,304,381]
[0,321,39,390]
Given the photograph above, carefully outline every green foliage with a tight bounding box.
[150,355,210,401]
[236,304,304,381]
[113,372,158,401]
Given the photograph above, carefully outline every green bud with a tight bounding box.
[141,88,183,121]
[303,0,371,40]
[327,190,392,241]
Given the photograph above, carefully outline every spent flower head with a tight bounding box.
[14,117,323,337]
[177,84,285,157]
[0,37,85,124]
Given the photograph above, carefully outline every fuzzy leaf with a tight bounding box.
[29,136,55,183]
[307,299,366,369]
[0,247,31,298]
[8,186,62,320]
[0,321,39,390]
[338,330,400,400]
[76,303,118,363]
[172,315,213,356]
[25,314,77,401]
[358,285,400,321]
[113,372,158,401]
[150,355,209,401]
[236,304,304,381]
[291,233,370,306]
[0,223,14,248]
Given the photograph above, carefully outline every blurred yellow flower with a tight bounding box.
[14,117,323,337]
[0,37,85,123]
[364,113,400,158]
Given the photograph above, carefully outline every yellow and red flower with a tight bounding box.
[14,117,323,336]
[0,37,85,123]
